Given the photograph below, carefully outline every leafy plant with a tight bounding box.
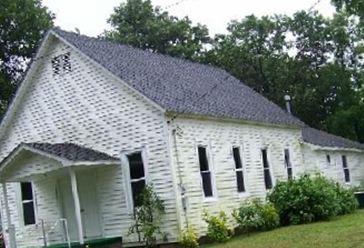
[180,227,199,248]
[232,199,279,232]
[202,211,232,243]
[268,174,358,225]
[335,183,358,215]
[128,185,165,247]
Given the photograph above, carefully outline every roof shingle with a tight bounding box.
[302,127,364,150]
[24,142,119,161]
[53,28,303,127]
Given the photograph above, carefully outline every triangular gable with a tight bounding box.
[0,30,165,140]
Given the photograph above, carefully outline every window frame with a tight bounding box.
[261,148,274,190]
[232,146,247,195]
[196,145,217,201]
[284,148,293,180]
[326,154,331,166]
[121,147,149,212]
[18,182,37,226]
[341,155,350,183]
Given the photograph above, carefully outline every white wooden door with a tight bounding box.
[77,171,102,239]
[59,171,102,241]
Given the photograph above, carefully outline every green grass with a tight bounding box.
[203,210,364,248]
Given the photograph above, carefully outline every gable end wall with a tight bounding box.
[0,36,179,245]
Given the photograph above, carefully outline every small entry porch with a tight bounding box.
[0,143,121,248]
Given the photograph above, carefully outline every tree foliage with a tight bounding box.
[0,0,54,116]
[104,0,210,60]
[203,11,364,141]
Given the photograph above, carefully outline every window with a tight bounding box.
[127,152,146,207]
[342,155,350,183]
[51,52,71,75]
[326,154,331,166]
[261,149,273,190]
[198,146,214,197]
[284,149,293,180]
[20,182,36,225]
[233,147,245,193]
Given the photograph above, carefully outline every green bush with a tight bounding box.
[202,211,232,243]
[335,183,358,215]
[180,227,199,248]
[128,185,165,247]
[232,199,279,232]
[268,174,358,225]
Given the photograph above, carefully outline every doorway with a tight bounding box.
[59,170,102,241]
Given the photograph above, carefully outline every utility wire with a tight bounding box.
[163,0,191,10]
[308,0,323,12]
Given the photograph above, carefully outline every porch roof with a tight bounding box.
[0,142,120,169]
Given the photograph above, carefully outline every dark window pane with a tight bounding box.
[262,149,269,168]
[264,169,272,189]
[344,169,350,183]
[326,155,331,164]
[342,155,348,168]
[284,149,291,167]
[201,172,213,197]
[131,180,146,207]
[287,167,293,180]
[236,171,245,192]
[198,147,209,171]
[21,182,33,201]
[23,202,35,225]
[233,147,242,169]
[128,153,145,179]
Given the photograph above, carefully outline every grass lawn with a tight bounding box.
[203,209,364,248]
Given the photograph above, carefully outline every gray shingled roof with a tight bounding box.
[24,142,119,161]
[52,28,303,127]
[302,127,364,150]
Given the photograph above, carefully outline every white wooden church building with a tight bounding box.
[0,29,363,248]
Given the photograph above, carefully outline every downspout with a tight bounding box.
[172,126,189,229]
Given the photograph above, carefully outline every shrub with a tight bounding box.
[335,183,358,215]
[268,174,339,225]
[180,227,199,248]
[128,185,165,247]
[202,211,232,243]
[268,174,359,225]
[232,199,279,233]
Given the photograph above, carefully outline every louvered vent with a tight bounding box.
[51,52,71,75]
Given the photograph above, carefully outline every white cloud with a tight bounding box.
[42,0,335,37]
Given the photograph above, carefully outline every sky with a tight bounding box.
[42,0,336,37]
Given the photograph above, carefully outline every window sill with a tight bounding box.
[238,192,250,198]
[203,197,218,203]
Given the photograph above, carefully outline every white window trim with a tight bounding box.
[231,145,249,197]
[284,148,293,179]
[196,144,218,202]
[17,182,38,227]
[121,146,149,213]
[341,155,351,184]
[261,147,275,191]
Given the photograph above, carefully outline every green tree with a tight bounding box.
[103,0,210,60]
[203,11,363,139]
[0,0,54,116]
[332,0,364,21]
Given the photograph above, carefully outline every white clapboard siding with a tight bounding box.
[0,36,179,246]
[168,117,304,235]
[302,144,364,186]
